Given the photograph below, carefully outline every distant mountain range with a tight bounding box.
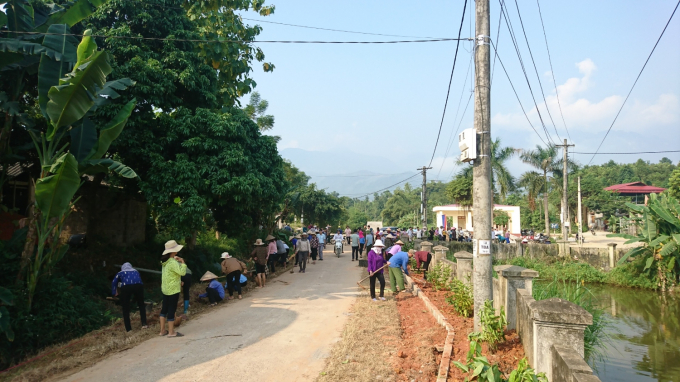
[280,148,420,197]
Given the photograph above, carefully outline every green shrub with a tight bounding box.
[428,263,452,291]
[445,278,474,317]
[473,300,506,353]
[453,333,502,382]
[507,358,547,382]
[0,276,114,368]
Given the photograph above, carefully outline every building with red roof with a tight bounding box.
[604,181,665,204]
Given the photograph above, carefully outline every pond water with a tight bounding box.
[587,284,679,382]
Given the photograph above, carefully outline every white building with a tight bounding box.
[432,204,521,235]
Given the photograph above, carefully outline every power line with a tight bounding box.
[575,150,680,155]
[498,0,555,145]
[0,30,471,44]
[587,0,680,165]
[428,0,469,168]
[490,40,549,147]
[511,0,562,142]
[339,173,421,198]
[437,51,475,179]
[310,173,411,178]
[535,0,572,143]
[240,17,447,40]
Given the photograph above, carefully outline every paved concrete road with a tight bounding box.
[62,247,363,382]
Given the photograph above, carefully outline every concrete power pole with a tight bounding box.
[417,166,432,230]
[556,139,574,244]
[472,0,493,331]
[577,176,582,243]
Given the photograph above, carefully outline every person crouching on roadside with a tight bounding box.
[220,252,247,300]
[160,240,187,337]
[387,249,413,294]
[413,249,432,280]
[367,240,387,301]
[111,262,148,332]
[198,271,225,306]
[250,238,269,288]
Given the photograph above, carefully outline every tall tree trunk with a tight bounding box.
[544,169,549,235]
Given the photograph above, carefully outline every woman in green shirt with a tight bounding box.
[159,240,187,337]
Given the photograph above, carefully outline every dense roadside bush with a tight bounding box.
[445,278,474,317]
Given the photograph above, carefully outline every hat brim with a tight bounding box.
[162,244,183,255]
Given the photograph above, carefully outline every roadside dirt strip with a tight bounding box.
[57,252,363,382]
[404,274,455,382]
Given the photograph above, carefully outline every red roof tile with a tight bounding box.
[604,182,665,194]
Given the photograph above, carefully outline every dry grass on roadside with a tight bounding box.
[317,280,401,382]
[2,266,293,382]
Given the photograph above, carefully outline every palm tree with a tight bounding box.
[490,138,517,201]
[518,171,544,212]
[520,144,561,234]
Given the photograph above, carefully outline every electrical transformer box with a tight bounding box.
[459,128,476,162]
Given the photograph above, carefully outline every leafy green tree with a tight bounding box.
[667,167,680,200]
[446,172,473,207]
[346,207,368,229]
[490,138,516,201]
[609,193,680,291]
[518,171,544,212]
[381,187,418,226]
[244,91,274,131]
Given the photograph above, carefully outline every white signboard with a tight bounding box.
[479,240,491,255]
[472,239,478,257]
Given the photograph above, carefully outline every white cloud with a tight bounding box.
[492,58,679,137]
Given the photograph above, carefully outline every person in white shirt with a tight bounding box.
[407,227,413,241]
[416,228,423,239]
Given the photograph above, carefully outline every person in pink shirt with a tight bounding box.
[386,239,404,261]
[266,235,278,272]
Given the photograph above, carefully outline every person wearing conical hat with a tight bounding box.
[367,240,388,301]
[198,271,225,306]
[295,232,310,273]
[266,234,278,273]
[220,252,247,300]
[250,238,269,288]
[159,240,187,337]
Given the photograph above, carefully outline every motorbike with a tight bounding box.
[335,240,343,257]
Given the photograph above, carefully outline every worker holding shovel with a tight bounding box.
[366,239,387,301]
[388,250,413,294]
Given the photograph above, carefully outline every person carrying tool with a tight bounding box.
[250,238,269,288]
[366,240,387,301]
[220,252,247,300]
[198,271,225,306]
[159,240,187,337]
[111,262,148,332]
[387,250,413,294]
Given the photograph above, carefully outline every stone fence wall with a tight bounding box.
[413,239,628,271]
[430,248,602,382]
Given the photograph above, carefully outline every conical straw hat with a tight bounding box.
[200,271,219,282]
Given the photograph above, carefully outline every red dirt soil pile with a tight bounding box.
[410,275,525,381]
[393,292,448,382]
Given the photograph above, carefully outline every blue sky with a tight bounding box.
[241,0,680,189]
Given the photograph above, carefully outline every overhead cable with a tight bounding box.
[428,0,469,168]
[339,173,421,199]
[0,30,471,44]
[535,0,573,144]
[586,0,679,165]
[575,150,680,155]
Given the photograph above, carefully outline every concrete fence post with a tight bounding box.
[433,245,449,265]
[420,241,433,254]
[531,298,593,382]
[494,265,539,330]
[607,243,618,269]
[453,251,473,286]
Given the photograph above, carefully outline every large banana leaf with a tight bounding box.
[74,29,97,69]
[650,202,680,229]
[47,0,109,27]
[81,158,138,178]
[45,50,112,138]
[0,39,54,56]
[92,78,136,110]
[35,153,80,219]
[6,0,34,33]
[641,212,657,242]
[617,246,647,265]
[89,99,136,160]
[38,24,78,117]
[70,117,97,162]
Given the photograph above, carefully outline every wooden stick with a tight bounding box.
[356,264,388,289]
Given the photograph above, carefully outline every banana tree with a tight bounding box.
[22,29,137,308]
[609,193,680,292]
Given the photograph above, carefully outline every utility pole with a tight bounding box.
[472,0,492,331]
[577,176,582,244]
[556,139,574,244]
[417,166,432,230]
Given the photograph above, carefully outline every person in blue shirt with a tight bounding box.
[318,231,326,261]
[387,251,413,293]
[111,263,148,332]
[239,273,249,288]
[198,271,225,306]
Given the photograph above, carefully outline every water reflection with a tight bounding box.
[588,284,679,382]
